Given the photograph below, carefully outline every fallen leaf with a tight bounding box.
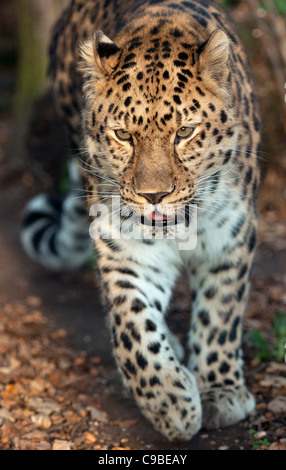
[87,406,108,423]
[0,420,19,444]
[27,397,60,415]
[8,356,21,369]
[90,357,102,365]
[1,383,24,398]
[74,357,86,366]
[52,439,73,450]
[84,431,97,443]
[112,446,131,450]
[269,442,286,451]
[0,408,15,423]
[50,329,67,339]
[29,379,46,394]
[259,375,286,388]
[22,311,46,325]
[26,296,42,307]
[268,396,286,415]
[266,363,286,374]
[31,414,52,430]
[21,430,49,441]
[113,419,138,428]
[253,431,267,440]
[32,442,51,450]
[256,402,267,410]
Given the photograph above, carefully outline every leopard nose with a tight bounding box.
[141,192,170,205]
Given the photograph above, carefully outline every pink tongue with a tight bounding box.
[151,211,168,221]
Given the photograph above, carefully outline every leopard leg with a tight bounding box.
[187,215,257,430]
[95,236,201,441]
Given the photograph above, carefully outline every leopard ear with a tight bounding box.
[198,30,230,89]
[93,30,122,73]
[79,30,122,79]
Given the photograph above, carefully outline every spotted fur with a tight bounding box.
[22,0,260,440]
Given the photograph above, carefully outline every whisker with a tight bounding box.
[197,158,239,185]
[228,147,268,162]
[75,154,120,187]
[186,203,221,217]
[194,194,246,203]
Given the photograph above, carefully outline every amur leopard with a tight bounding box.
[21,0,260,441]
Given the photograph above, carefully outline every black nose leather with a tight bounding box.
[141,192,170,205]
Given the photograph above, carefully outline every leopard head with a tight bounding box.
[79,22,237,227]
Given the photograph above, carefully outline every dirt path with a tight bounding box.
[0,180,285,451]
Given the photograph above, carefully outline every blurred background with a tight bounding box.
[0,0,285,451]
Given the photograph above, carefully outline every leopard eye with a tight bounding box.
[176,127,195,139]
[115,129,132,141]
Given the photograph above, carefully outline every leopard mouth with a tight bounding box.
[119,203,191,227]
[140,208,189,227]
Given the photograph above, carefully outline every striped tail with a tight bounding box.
[21,160,92,271]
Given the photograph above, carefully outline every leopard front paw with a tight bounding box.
[200,384,255,430]
[135,366,202,441]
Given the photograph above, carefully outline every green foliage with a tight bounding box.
[250,329,272,361]
[218,0,286,16]
[272,312,286,361]
[249,429,271,450]
[265,0,286,16]
[86,256,96,270]
[58,163,69,194]
[218,0,241,8]
[249,311,286,362]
